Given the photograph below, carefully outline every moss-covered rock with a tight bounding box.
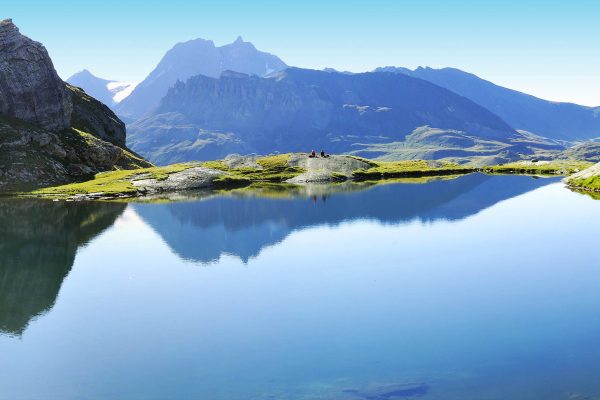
[565,162,600,193]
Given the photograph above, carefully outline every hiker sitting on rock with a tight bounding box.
[320,150,330,158]
[309,150,317,158]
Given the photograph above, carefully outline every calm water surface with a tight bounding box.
[1,174,600,400]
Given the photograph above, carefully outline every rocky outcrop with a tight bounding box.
[565,162,600,193]
[0,19,72,131]
[286,154,373,183]
[132,167,224,194]
[0,116,149,191]
[0,19,151,192]
[568,162,600,181]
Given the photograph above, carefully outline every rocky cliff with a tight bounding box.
[0,19,72,131]
[0,19,151,192]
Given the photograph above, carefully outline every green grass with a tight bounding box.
[211,154,305,183]
[31,163,200,198]
[201,160,229,171]
[567,175,600,191]
[482,161,592,175]
[352,160,473,180]
[255,154,291,169]
[28,155,305,199]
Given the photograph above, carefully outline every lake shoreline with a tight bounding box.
[11,154,591,202]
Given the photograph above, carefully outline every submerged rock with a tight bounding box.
[343,383,429,399]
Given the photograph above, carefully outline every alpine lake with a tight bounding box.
[1,173,600,400]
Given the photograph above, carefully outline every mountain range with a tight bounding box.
[374,66,600,141]
[63,34,600,166]
[127,68,563,165]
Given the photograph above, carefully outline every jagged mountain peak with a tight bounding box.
[0,18,15,29]
[170,37,216,52]
[115,35,287,119]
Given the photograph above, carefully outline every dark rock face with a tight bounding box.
[69,85,126,147]
[116,36,287,119]
[128,68,517,164]
[0,19,72,131]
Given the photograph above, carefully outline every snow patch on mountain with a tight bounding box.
[108,81,137,103]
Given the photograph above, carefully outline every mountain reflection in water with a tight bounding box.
[133,174,556,263]
[0,175,556,337]
[0,200,125,335]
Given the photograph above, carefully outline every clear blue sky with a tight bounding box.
[3,0,600,106]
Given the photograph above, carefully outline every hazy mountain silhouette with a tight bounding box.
[66,69,135,109]
[128,68,523,164]
[375,66,600,141]
[0,200,125,336]
[115,37,287,120]
[133,174,556,264]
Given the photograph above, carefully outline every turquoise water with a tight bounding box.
[1,174,600,399]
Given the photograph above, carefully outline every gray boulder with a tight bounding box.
[286,154,373,183]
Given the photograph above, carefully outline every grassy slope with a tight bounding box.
[32,163,199,197]
[481,161,592,175]
[211,154,305,186]
[0,115,151,192]
[30,154,303,198]
[351,159,474,180]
